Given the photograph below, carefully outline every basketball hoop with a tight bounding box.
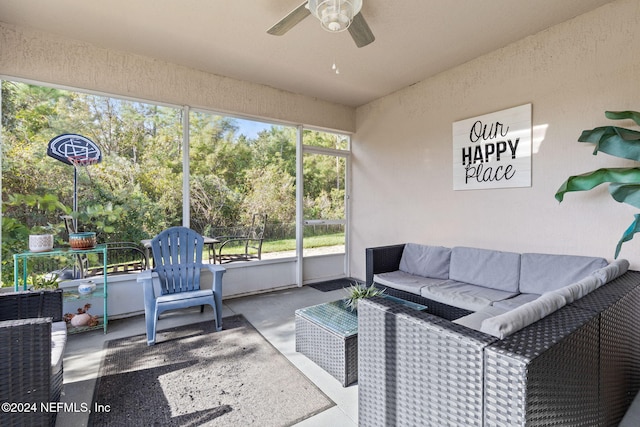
[47,134,102,166]
[47,134,104,231]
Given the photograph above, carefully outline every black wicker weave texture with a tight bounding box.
[485,306,601,427]
[358,297,496,427]
[295,314,358,386]
[567,271,640,425]
[358,271,640,427]
[0,289,63,322]
[365,244,405,286]
[0,290,64,427]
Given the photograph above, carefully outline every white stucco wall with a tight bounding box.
[351,0,640,278]
[0,22,355,132]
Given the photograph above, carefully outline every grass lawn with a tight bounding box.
[265,233,345,252]
[218,233,345,255]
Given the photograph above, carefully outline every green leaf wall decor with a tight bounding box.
[556,110,640,258]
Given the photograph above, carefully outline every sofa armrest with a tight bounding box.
[358,296,497,427]
[365,244,405,286]
[0,297,67,427]
[571,270,640,425]
[0,289,64,322]
[0,317,53,426]
[484,304,600,426]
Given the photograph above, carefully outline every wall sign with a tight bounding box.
[452,103,531,190]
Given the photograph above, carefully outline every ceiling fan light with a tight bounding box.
[309,0,363,33]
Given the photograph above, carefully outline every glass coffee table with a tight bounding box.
[295,295,426,386]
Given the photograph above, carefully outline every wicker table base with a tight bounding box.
[295,296,426,387]
[295,299,358,386]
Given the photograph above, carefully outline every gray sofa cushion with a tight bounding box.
[480,292,567,339]
[453,305,508,331]
[491,293,540,310]
[420,280,519,312]
[593,258,629,285]
[620,389,640,427]
[519,253,608,294]
[51,321,67,373]
[399,243,451,279]
[548,275,600,304]
[449,247,521,292]
[374,271,450,295]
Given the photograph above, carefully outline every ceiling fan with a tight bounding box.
[268,0,375,48]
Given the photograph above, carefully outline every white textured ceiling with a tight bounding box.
[0,0,616,107]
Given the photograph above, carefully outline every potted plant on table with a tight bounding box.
[344,282,385,312]
[4,193,67,251]
[28,225,55,253]
[555,110,640,258]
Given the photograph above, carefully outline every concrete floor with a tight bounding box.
[56,285,358,426]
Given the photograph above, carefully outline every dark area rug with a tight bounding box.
[308,277,361,292]
[90,315,335,426]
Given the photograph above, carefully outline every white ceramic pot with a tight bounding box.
[29,234,54,252]
[78,280,97,295]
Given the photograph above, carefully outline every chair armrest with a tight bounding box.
[137,270,158,303]
[214,235,249,246]
[213,235,241,240]
[204,264,226,295]
[105,242,149,271]
[203,264,226,274]
[218,236,252,249]
[217,235,254,246]
[136,269,157,283]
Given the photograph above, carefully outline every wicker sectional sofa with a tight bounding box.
[359,243,640,426]
[0,289,67,427]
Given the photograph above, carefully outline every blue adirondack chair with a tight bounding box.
[137,226,226,345]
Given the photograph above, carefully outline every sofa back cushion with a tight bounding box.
[449,247,521,292]
[399,243,451,279]
[592,259,629,285]
[548,275,600,304]
[519,253,608,294]
[480,292,567,339]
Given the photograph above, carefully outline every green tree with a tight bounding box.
[241,164,296,224]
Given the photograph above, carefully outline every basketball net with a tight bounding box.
[67,155,99,167]
[67,155,99,198]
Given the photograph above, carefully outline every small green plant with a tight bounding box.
[29,225,54,235]
[29,272,59,290]
[344,282,385,312]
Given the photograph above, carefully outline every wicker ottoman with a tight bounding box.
[295,299,358,386]
[295,296,427,387]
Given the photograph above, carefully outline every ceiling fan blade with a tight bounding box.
[348,12,375,48]
[267,1,311,36]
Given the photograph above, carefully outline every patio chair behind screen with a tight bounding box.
[216,213,267,263]
[137,226,226,345]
